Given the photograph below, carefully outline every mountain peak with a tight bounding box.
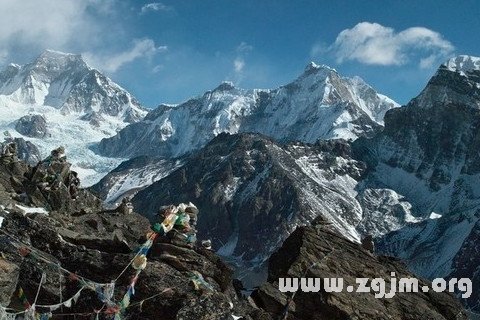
[213,81,235,92]
[33,49,89,70]
[303,61,337,75]
[443,55,480,74]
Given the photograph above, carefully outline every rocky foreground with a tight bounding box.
[252,219,469,319]
[0,155,468,319]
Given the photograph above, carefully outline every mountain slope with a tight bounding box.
[97,63,398,159]
[131,133,420,268]
[354,55,480,215]
[131,133,364,262]
[0,50,148,185]
[353,55,480,313]
[90,156,183,204]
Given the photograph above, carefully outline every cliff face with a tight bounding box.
[252,222,468,320]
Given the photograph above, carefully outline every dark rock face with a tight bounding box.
[448,218,480,314]
[352,57,480,314]
[353,63,480,215]
[15,114,48,138]
[2,138,42,165]
[0,259,19,306]
[0,149,265,319]
[132,133,366,262]
[251,223,468,320]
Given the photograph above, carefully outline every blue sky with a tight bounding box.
[1,0,479,107]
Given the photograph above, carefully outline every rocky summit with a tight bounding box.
[251,221,468,320]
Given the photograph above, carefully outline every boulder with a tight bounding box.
[15,114,48,138]
[0,258,19,306]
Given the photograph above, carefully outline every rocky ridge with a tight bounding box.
[251,221,468,320]
[353,55,480,313]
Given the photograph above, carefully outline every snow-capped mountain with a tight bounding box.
[0,50,145,121]
[131,133,365,262]
[128,133,417,268]
[354,55,480,313]
[97,62,398,158]
[108,56,480,313]
[0,50,148,185]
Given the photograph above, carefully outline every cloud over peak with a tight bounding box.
[329,22,454,68]
[84,39,167,73]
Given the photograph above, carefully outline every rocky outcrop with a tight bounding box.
[0,259,19,306]
[251,221,468,320]
[2,137,42,165]
[0,151,267,319]
[15,114,48,138]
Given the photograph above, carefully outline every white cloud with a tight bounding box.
[232,42,253,79]
[84,39,167,73]
[328,22,454,67]
[310,42,328,58]
[236,42,253,54]
[141,2,172,14]
[152,64,164,73]
[234,58,245,73]
[0,0,97,54]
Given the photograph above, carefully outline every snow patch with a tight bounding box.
[444,55,480,74]
[429,212,442,219]
[15,204,49,215]
[224,177,241,201]
[217,232,239,256]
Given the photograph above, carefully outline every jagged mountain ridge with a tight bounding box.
[0,50,148,186]
[0,50,146,122]
[353,55,480,313]
[97,62,399,159]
